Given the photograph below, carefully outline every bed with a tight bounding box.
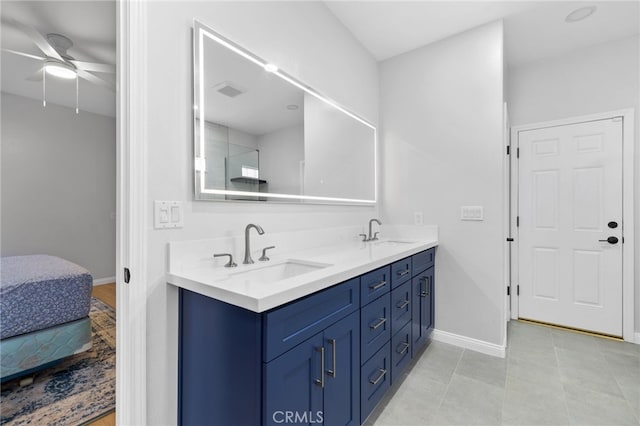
[0,255,94,382]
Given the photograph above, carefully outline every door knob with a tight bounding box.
[608,221,618,229]
[598,236,619,244]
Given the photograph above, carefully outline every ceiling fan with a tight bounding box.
[2,17,115,98]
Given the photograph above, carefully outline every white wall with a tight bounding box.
[507,35,640,333]
[380,21,505,347]
[1,92,116,280]
[144,2,378,423]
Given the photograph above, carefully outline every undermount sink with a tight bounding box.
[373,240,416,246]
[227,259,332,284]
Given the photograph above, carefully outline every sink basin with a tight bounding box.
[227,259,332,284]
[373,240,416,246]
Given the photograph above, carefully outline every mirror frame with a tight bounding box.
[193,20,377,205]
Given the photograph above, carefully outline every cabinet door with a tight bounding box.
[323,311,360,426]
[411,268,433,356]
[264,333,324,426]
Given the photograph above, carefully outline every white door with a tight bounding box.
[518,118,623,336]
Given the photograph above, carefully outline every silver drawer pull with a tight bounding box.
[327,338,336,378]
[369,317,387,330]
[396,342,410,355]
[314,346,325,388]
[369,368,387,385]
[397,269,410,277]
[369,280,387,291]
[396,299,410,309]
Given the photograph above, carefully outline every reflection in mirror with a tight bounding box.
[193,20,376,204]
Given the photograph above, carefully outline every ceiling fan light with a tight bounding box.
[45,61,76,79]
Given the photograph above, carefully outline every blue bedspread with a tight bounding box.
[0,255,92,340]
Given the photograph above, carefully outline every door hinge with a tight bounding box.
[506,237,514,242]
[516,216,520,227]
[517,147,520,158]
[506,146,510,155]
[517,285,520,296]
[507,286,511,296]
[124,268,131,284]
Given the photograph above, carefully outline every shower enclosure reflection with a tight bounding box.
[193,20,376,204]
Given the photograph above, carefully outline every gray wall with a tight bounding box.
[507,35,640,333]
[380,21,506,347]
[1,92,116,280]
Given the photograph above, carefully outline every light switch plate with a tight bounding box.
[461,206,484,221]
[154,201,184,229]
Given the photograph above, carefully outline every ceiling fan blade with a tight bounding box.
[26,68,44,82]
[69,60,115,74]
[77,69,115,92]
[6,17,64,61]
[2,48,45,61]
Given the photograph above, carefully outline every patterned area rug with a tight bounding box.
[1,298,115,425]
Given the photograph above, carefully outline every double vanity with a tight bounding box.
[168,225,438,425]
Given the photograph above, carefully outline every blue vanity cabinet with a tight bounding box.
[411,265,434,357]
[264,310,360,426]
[179,246,436,426]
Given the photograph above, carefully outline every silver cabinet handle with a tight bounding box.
[419,276,429,297]
[369,317,387,330]
[369,368,387,385]
[396,299,410,309]
[369,280,387,291]
[397,269,410,277]
[327,339,336,378]
[314,346,325,388]
[396,342,410,355]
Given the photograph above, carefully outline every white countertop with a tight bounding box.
[167,228,438,312]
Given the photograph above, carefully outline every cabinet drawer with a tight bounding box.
[391,257,412,289]
[264,278,359,362]
[412,248,435,275]
[360,266,391,306]
[391,321,412,385]
[361,342,391,423]
[360,293,391,363]
[390,280,411,336]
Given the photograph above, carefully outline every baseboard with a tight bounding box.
[93,277,116,286]
[432,329,506,358]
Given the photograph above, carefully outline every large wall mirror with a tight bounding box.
[193,20,377,204]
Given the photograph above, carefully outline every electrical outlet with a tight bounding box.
[414,211,424,226]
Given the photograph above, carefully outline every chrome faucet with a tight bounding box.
[243,224,265,264]
[368,218,382,241]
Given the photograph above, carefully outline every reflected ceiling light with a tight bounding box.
[565,6,597,23]
[44,59,77,79]
[286,104,299,110]
[264,63,278,73]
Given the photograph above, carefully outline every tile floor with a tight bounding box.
[369,321,640,425]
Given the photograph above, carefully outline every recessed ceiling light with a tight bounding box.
[565,6,597,23]
[264,63,278,73]
[286,104,299,110]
